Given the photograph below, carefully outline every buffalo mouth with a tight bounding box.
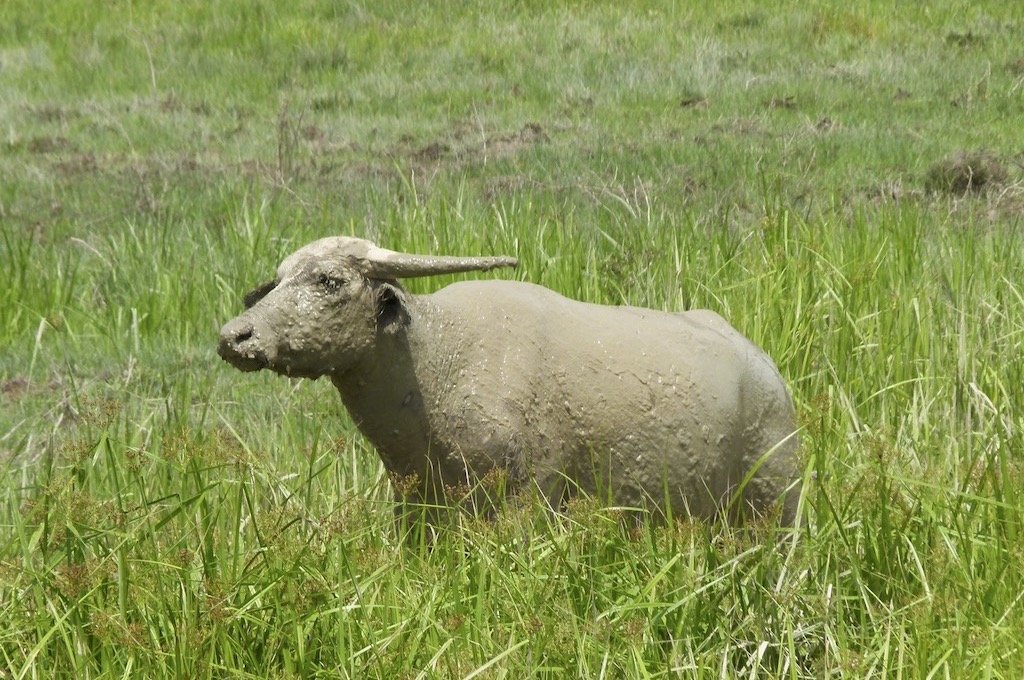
[217,321,329,378]
[217,338,269,372]
[217,321,271,373]
[217,338,326,378]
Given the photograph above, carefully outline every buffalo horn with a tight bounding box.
[361,246,518,279]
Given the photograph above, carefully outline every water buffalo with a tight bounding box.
[218,237,801,524]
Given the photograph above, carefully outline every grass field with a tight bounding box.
[3,0,1024,677]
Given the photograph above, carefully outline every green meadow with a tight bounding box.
[2,0,1024,677]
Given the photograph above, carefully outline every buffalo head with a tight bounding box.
[218,237,517,378]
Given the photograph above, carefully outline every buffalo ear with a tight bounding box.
[374,282,409,333]
[244,279,278,308]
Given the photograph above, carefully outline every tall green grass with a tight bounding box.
[3,0,1024,677]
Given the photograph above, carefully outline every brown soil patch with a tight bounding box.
[925,151,1008,195]
[679,95,708,109]
[815,117,838,132]
[52,152,100,177]
[414,141,451,163]
[2,377,29,404]
[945,31,986,49]
[300,124,324,142]
[485,123,549,156]
[159,93,210,115]
[27,136,74,154]
[518,122,548,142]
[395,122,551,174]
[483,174,552,200]
[29,104,79,124]
[763,95,797,110]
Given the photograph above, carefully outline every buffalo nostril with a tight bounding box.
[218,322,267,371]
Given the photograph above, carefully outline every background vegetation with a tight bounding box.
[2,0,1023,677]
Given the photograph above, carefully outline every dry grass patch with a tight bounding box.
[926,150,1009,195]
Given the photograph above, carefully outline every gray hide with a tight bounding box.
[218,237,802,523]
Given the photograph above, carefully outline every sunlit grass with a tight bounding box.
[2,0,1024,677]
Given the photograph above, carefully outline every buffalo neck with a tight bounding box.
[329,296,453,479]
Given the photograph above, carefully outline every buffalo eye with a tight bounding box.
[317,272,346,293]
